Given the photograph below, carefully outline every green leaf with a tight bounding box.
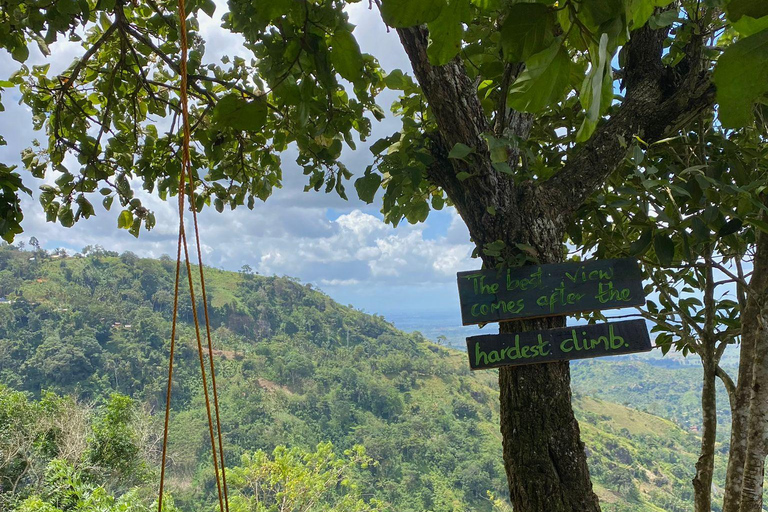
[629,0,674,30]
[427,0,470,65]
[380,0,445,27]
[718,218,744,237]
[448,143,474,160]
[354,173,382,204]
[384,69,414,91]
[250,0,293,24]
[648,10,678,29]
[733,14,768,36]
[713,29,768,128]
[507,40,571,113]
[578,33,612,142]
[11,44,29,63]
[59,207,74,227]
[580,0,627,28]
[200,0,216,17]
[117,210,132,229]
[747,217,768,235]
[726,0,768,21]
[212,94,268,131]
[629,228,652,256]
[34,36,51,57]
[331,29,364,82]
[471,0,500,10]
[406,201,430,223]
[500,3,554,62]
[653,233,675,266]
[456,171,472,181]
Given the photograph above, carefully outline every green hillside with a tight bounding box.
[0,245,712,511]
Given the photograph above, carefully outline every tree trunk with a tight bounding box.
[693,360,717,512]
[723,302,758,512]
[499,318,600,511]
[738,308,768,512]
[723,201,768,512]
[738,222,768,512]
[393,17,713,512]
[693,251,717,512]
[490,205,600,511]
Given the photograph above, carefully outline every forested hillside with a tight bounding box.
[0,245,714,511]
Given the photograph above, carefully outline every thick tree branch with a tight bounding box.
[395,26,520,244]
[58,22,118,99]
[541,24,716,221]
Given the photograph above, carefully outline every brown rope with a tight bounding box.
[157,1,229,510]
[187,175,231,510]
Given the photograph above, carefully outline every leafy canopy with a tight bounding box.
[0,0,765,239]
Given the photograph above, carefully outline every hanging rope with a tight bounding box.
[157,1,229,510]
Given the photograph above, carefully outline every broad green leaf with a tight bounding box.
[200,0,216,17]
[747,218,768,234]
[448,143,474,159]
[212,94,268,131]
[354,173,382,204]
[59,207,74,227]
[629,0,674,30]
[380,0,445,28]
[11,44,29,63]
[653,233,675,265]
[629,228,652,256]
[712,28,768,128]
[471,0,500,10]
[733,14,768,36]
[726,0,768,21]
[507,40,571,113]
[580,0,627,29]
[577,34,613,141]
[384,69,415,91]
[406,201,430,223]
[250,0,294,24]
[648,10,678,29]
[427,0,471,65]
[500,3,554,62]
[117,210,132,229]
[718,218,744,237]
[582,34,610,118]
[331,29,364,82]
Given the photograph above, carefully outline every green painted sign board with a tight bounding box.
[466,319,652,370]
[456,258,645,326]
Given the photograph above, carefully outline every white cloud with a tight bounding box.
[0,5,477,316]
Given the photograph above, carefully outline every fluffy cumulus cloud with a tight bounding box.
[0,2,477,315]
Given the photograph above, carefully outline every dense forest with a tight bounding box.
[0,244,739,511]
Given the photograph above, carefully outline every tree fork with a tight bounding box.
[394,12,714,511]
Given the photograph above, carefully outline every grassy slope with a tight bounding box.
[0,249,719,511]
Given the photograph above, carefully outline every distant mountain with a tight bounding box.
[0,245,713,511]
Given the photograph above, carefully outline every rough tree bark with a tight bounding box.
[737,206,768,512]
[722,198,768,512]
[695,360,718,511]
[394,20,714,512]
[693,253,717,512]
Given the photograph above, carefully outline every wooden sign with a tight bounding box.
[456,258,644,326]
[466,319,652,370]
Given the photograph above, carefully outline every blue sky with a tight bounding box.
[0,3,477,318]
